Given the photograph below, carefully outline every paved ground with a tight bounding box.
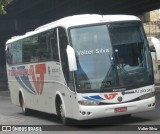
[0,87,160,134]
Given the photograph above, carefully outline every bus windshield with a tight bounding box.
[70,22,153,93]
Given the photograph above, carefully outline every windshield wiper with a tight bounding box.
[99,54,119,91]
[117,64,128,75]
[106,54,117,77]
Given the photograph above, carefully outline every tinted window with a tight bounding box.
[6,29,59,65]
[58,27,69,79]
[22,29,59,63]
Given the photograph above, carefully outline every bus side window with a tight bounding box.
[58,27,75,91]
[38,32,48,61]
[6,44,13,65]
[22,36,39,63]
[48,29,59,61]
[58,27,69,79]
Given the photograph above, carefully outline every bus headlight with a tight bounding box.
[78,100,100,106]
[139,92,155,100]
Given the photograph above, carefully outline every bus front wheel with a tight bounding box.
[57,100,69,125]
[19,93,29,115]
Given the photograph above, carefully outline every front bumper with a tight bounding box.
[74,96,155,120]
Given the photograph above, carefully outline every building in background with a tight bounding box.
[143,9,160,38]
[143,9,160,84]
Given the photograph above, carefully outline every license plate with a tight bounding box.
[114,107,127,113]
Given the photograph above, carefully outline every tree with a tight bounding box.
[0,0,13,14]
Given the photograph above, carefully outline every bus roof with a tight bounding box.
[6,14,140,44]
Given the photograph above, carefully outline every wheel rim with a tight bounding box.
[21,98,26,112]
[60,103,65,119]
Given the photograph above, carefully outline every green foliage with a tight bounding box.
[0,0,12,14]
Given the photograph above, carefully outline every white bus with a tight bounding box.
[6,14,155,124]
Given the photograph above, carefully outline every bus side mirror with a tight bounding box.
[150,49,156,52]
[66,45,77,71]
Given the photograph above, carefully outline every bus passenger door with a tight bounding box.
[58,27,77,118]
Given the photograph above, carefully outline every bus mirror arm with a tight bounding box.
[66,45,77,71]
[150,48,156,52]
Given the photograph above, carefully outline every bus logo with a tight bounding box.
[117,96,123,102]
[9,64,46,95]
[104,93,118,100]
[31,64,46,95]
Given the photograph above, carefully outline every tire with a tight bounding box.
[57,100,70,125]
[20,94,29,115]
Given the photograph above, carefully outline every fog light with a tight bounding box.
[152,103,155,106]
[87,112,91,115]
[148,104,151,107]
[82,111,86,115]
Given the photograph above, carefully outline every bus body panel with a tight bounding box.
[7,61,73,117]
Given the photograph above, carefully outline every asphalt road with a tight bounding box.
[0,90,160,134]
